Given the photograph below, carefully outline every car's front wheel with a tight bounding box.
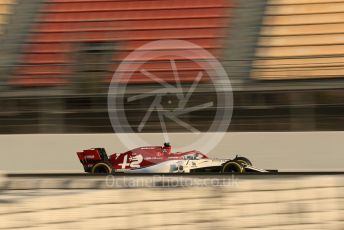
[221,161,245,173]
[91,162,113,174]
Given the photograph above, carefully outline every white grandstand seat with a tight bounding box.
[0,0,15,34]
[252,0,344,80]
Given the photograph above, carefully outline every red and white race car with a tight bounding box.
[77,143,272,174]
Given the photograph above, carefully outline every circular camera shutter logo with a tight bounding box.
[108,40,233,153]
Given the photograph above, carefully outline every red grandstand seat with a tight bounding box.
[10,77,67,86]
[13,0,231,86]
[15,66,69,75]
[44,0,229,13]
[34,18,227,33]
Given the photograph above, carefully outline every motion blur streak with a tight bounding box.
[0,0,342,133]
[0,175,343,229]
[0,0,343,229]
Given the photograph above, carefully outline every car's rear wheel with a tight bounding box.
[222,161,245,173]
[234,156,252,166]
[91,162,112,174]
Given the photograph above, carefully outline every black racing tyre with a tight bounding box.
[91,162,112,174]
[234,156,252,166]
[222,161,245,173]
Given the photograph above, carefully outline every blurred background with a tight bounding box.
[0,1,343,229]
[0,0,343,134]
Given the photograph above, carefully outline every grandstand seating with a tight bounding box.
[252,0,344,80]
[12,0,231,86]
[0,0,15,34]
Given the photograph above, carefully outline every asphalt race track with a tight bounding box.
[2,172,344,190]
[7,172,344,178]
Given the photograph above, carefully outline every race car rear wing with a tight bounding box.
[77,148,109,165]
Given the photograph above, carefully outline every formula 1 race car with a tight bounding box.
[77,143,273,174]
